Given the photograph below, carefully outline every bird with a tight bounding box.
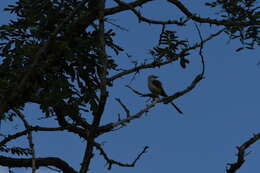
[148,75,183,114]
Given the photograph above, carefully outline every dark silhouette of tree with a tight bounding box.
[0,0,259,172]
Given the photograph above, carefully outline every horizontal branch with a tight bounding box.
[0,126,64,147]
[0,156,77,173]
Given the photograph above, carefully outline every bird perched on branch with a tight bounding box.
[148,75,183,114]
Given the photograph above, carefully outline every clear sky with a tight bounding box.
[0,0,260,173]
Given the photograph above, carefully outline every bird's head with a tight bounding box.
[148,75,158,80]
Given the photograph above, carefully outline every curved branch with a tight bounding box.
[0,156,77,173]
[113,0,187,25]
[167,0,260,26]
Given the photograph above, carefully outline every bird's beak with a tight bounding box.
[154,75,158,78]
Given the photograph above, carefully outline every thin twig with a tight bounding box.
[94,142,149,170]
[194,23,205,77]
[115,98,130,117]
[97,99,159,135]
[126,85,154,98]
[13,109,36,173]
[45,166,61,172]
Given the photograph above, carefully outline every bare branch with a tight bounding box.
[164,74,203,104]
[13,109,36,173]
[97,99,159,135]
[194,24,205,77]
[113,0,187,25]
[94,142,149,170]
[226,133,260,173]
[115,98,130,117]
[126,85,154,98]
[184,28,225,53]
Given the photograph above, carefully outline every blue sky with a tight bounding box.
[1,0,260,173]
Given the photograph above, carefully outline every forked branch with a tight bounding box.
[94,142,149,170]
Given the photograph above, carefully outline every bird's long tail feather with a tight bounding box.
[170,102,183,114]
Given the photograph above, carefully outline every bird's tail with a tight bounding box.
[170,102,183,114]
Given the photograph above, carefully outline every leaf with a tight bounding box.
[180,57,190,69]
[235,47,244,52]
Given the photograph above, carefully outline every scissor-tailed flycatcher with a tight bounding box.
[148,75,183,114]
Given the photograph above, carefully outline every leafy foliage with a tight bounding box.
[205,0,260,49]
[0,0,123,119]
[0,146,31,156]
[150,30,189,68]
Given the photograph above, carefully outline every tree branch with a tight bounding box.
[92,0,108,128]
[226,133,260,173]
[94,142,149,170]
[13,109,36,173]
[113,0,187,25]
[0,156,77,173]
[0,126,64,147]
[80,1,108,172]
[115,98,131,117]
[97,99,159,135]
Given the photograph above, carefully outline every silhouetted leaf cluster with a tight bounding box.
[0,146,31,156]
[0,0,123,119]
[150,30,189,68]
[205,0,260,49]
